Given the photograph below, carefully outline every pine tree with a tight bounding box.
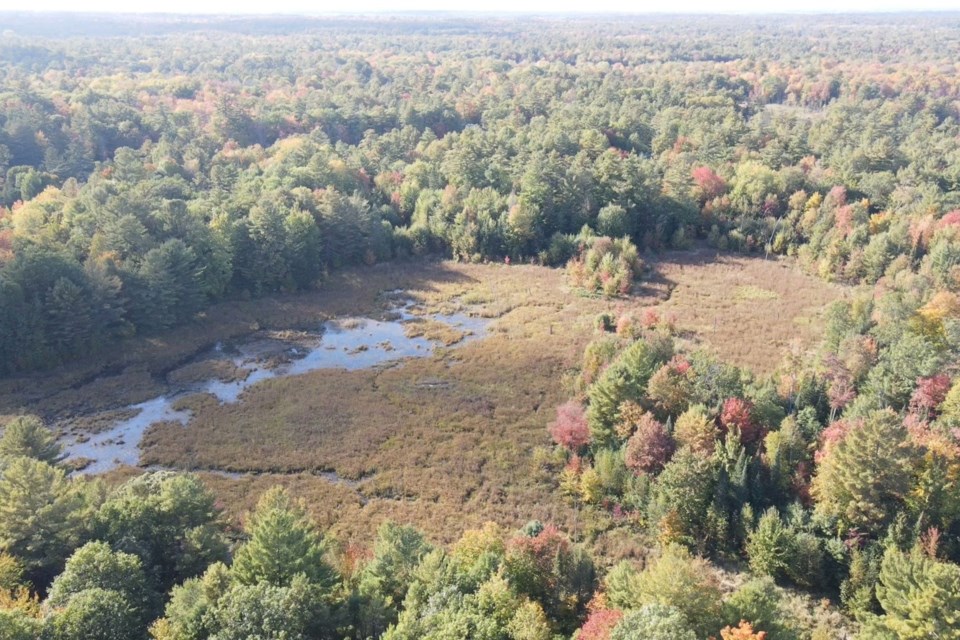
[812,409,917,537]
[231,487,337,590]
[0,457,88,586]
[0,415,61,464]
[746,509,794,579]
[875,547,960,639]
[587,339,666,446]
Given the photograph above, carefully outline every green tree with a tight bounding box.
[587,338,668,446]
[605,545,722,638]
[47,588,141,640]
[94,472,227,593]
[0,609,42,640]
[746,509,795,579]
[357,521,433,635]
[46,542,150,608]
[873,547,960,639]
[0,457,90,586]
[610,604,697,640]
[812,410,917,537]
[209,575,331,640]
[0,416,61,464]
[231,486,337,589]
[646,448,717,549]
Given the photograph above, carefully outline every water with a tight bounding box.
[63,295,488,475]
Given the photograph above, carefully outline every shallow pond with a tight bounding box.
[62,295,488,475]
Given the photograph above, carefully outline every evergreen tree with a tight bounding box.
[231,487,337,590]
[0,457,89,586]
[746,508,795,579]
[94,472,228,594]
[874,547,960,639]
[812,409,917,537]
[0,415,61,464]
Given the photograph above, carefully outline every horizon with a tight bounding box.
[4,2,960,16]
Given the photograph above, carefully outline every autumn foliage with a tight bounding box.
[549,402,591,451]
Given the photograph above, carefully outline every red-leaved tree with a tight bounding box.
[910,374,952,419]
[549,401,591,451]
[692,166,727,203]
[577,606,623,640]
[720,397,762,444]
[624,413,675,476]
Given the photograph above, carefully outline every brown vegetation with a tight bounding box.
[0,254,843,548]
[650,250,848,374]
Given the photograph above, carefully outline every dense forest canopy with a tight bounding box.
[1,12,959,372]
[0,11,960,640]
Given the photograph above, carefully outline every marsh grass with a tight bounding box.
[653,251,847,374]
[0,255,845,551]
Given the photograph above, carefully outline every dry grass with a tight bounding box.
[650,250,848,374]
[403,318,466,345]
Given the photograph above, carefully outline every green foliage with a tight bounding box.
[209,575,331,640]
[94,472,227,593]
[356,522,433,635]
[605,545,722,638]
[0,608,42,640]
[48,588,142,640]
[0,457,91,586]
[813,410,917,537]
[646,448,717,549]
[873,547,960,639]
[567,236,643,297]
[610,603,697,640]
[723,578,798,640]
[231,487,337,590]
[587,338,669,447]
[0,416,61,464]
[46,542,151,617]
[746,508,794,579]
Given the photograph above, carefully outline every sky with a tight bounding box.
[8,0,960,14]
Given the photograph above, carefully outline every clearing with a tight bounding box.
[0,252,843,546]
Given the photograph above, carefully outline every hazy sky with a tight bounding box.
[10,0,960,14]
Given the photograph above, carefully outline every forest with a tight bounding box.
[1,10,960,640]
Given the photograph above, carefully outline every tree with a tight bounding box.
[720,398,762,445]
[587,338,667,446]
[624,414,674,476]
[673,405,718,457]
[873,547,960,639]
[723,577,794,640]
[605,545,722,638]
[0,416,61,464]
[610,604,697,640]
[646,356,693,419]
[231,486,337,589]
[503,525,596,632]
[152,562,230,640]
[208,575,330,640]
[0,457,89,586]
[812,410,917,536]
[721,621,768,640]
[129,239,205,332]
[46,542,150,611]
[549,401,590,451]
[745,509,794,579]
[357,521,433,635]
[48,588,142,640]
[646,448,716,548]
[94,472,227,593]
[0,609,42,640]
